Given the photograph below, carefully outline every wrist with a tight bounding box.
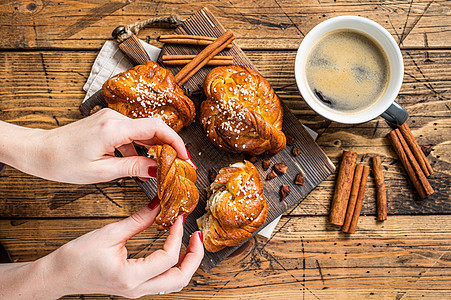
[28,254,71,299]
[0,259,66,300]
[0,121,47,176]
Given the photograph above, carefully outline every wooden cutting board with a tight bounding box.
[80,7,335,272]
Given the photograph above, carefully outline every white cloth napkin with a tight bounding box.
[83,39,318,238]
[83,40,161,101]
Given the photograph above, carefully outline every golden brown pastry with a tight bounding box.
[197,161,267,252]
[200,65,286,155]
[102,61,195,132]
[148,144,199,230]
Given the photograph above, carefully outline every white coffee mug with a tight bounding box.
[295,16,407,125]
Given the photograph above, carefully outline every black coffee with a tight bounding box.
[306,29,390,113]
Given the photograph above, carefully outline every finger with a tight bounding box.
[134,139,196,170]
[135,138,197,170]
[116,144,150,181]
[175,231,204,275]
[175,230,201,267]
[117,143,138,157]
[118,118,188,160]
[99,155,158,180]
[133,137,164,148]
[108,203,161,243]
[126,215,185,281]
[132,231,204,295]
[176,252,186,268]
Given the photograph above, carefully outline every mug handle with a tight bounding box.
[381,101,409,126]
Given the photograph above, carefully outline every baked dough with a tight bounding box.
[148,144,199,230]
[102,61,195,132]
[197,161,267,252]
[200,65,286,155]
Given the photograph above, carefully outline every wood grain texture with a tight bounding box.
[0,50,449,218]
[0,0,450,293]
[0,0,449,50]
[0,49,449,128]
[0,215,449,299]
[60,291,451,299]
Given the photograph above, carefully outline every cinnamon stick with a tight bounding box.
[342,164,364,232]
[342,165,370,234]
[387,130,432,199]
[398,123,433,177]
[372,156,387,221]
[329,151,358,226]
[158,34,233,48]
[174,30,235,85]
[395,129,434,197]
[162,55,233,61]
[163,59,233,66]
[159,34,218,41]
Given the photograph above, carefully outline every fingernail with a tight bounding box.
[187,158,198,170]
[148,195,160,210]
[186,148,191,159]
[148,166,157,178]
[182,214,185,227]
[198,231,203,243]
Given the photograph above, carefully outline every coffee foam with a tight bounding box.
[306,29,390,114]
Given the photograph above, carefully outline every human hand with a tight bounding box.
[32,202,203,299]
[2,108,190,184]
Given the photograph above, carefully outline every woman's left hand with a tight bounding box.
[0,108,189,184]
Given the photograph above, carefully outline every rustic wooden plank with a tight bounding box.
[0,50,449,218]
[0,140,449,217]
[1,116,449,218]
[0,49,449,133]
[0,215,449,298]
[0,0,449,50]
[1,1,449,296]
[60,290,451,300]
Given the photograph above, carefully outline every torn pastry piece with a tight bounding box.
[200,65,286,155]
[148,145,199,230]
[102,61,195,132]
[197,161,268,252]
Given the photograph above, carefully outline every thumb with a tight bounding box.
[107,156,157,179]
[112,200,160,242]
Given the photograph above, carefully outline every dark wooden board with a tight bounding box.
[157,8,253,93]
[80,7,334,271]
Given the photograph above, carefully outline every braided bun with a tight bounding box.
[102,61,195,132]
[200,65,286,155]
[197,161,267,252]
[148,145,199,230]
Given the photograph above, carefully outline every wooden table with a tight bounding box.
[0,1,450,299]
